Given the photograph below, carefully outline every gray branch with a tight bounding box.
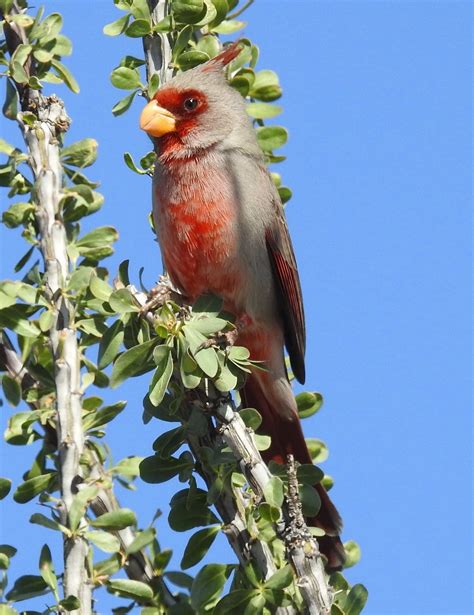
[0,335,177,608]
[18,92,90,613]
[132,283,333,613]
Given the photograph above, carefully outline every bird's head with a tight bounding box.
[140,43,258,160]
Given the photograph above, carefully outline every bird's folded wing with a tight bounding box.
[265,202,306,384]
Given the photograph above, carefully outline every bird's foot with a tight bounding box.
[139,275,188,316]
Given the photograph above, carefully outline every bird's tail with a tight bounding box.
[241,373,346,572]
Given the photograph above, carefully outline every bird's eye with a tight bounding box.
[183,97,199,112]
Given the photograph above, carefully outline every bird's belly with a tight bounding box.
[158,197,242,305]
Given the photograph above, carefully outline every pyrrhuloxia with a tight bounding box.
[140,43,345,570]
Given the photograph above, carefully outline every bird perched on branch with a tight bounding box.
[140,42,345,571]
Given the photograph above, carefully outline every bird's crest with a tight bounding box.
[201,41,243,72]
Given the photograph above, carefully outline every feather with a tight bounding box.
[265,207,306,384]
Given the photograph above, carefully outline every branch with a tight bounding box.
[131,283,333,613]
[0,335,177,608]
[3,6,88,609]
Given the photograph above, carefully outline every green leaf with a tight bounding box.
[107,579,153,601]
[0,478,12,500]
[300,483,321,517]
[0,552,10,569]
[110,66,141,90]
[30,512,70,536]
[125,527,156,554]
[306,438,329,463]
[112,90,138,116]
[152,426,185,457]
[93,554,121,577]
[213,589,259,615]
[254,434,271,451]
[0,545,17,558]
[61,138,98,168]
[345,584,369,615]
[111,455,143,478]
[168,489,219,531]
[85,530,121,553]
[54,34,73,56]
[98,320,125,369]
[111,338,158,387]
[59,596,81,611]
[239,407,262,430]
[172,25,193,62]
[108,288,140,313]
[125,18,152,37]
[172,0,206,24]
[344,540,362,569]
[147,73,160,99]
[250,69,282,102]
[50,59,79,93]
[264,476,284,508]
[69,485,99,531]
[76,226,119,252]
[196,34,220,58]
[295,391,323,419]
[278,186,292,204]
[5,575,48,602]
[190,316,228,336]
[0,306,41,338]
[297,464,324,485]
[264,565,293,590]
[194,346,218,378]
[13,473,54,503]
[246,102,282,119]
[193,293,223,315]
[165,571,193,589]
[103,13,130,35]
[176,50,210,71]
[190,564,228,612]
[180,526,219,569]
[258,502,280,523]
[140,452,193,484]
[83,400,126,431]
[256,126,288,152]
[3,79,19,120]
[2,201,34,228]
[211,19,245,34]
[39,544,58,594]
[130,0,151,19]
[149,346,173,406]
[90,275,113,301]
[2,375,21,407]
[322,474,334,491]
[123,151,148,174]
[91,508,137,531]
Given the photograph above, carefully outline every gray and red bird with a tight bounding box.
[140,43,345,571]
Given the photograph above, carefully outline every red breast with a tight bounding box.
[155,159,242,304]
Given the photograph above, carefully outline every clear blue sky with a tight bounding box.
[1,1,472,614]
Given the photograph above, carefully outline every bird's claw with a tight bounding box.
[199,328,239,351]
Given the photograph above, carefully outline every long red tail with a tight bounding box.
[242,374,346,572]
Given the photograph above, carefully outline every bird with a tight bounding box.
[140,42,345,571]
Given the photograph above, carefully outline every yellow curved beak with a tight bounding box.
[140,100,176,137]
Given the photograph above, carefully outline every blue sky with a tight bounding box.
[0,1,472,614]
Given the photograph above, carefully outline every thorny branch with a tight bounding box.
[131,282,333,614]
[0,334,177,608]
